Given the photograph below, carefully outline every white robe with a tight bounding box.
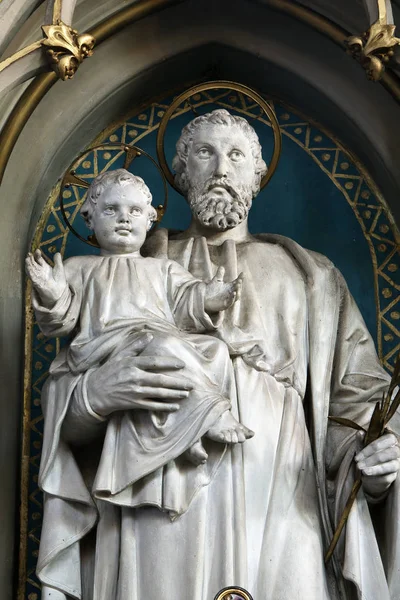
[36,233,400,600]
[34,254,241,517]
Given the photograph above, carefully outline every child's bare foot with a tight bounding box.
[206,411,254,444]
[185,439,208,466]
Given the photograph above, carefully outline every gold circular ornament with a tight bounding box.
[156,80,282,194]
[59,143,168,247]
[214,586,253,600]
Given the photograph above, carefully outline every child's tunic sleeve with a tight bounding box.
[166,259,222,332]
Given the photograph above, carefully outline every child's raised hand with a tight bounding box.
[25,250,67,306]
[204,266,243,314]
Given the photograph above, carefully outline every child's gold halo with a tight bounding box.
[59,144,168,248]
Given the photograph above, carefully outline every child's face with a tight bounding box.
[90,184,151,254]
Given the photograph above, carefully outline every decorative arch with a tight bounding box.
[20,87,400,598]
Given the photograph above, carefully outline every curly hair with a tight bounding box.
[172,109,267,195]
[80,169,157,228]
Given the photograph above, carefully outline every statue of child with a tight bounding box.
[26,168,253,516]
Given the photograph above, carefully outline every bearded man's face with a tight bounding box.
[184,123,258,231]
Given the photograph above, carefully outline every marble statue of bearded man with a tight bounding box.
[37,109,400,600]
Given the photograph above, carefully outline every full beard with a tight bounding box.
[187,177,253,230]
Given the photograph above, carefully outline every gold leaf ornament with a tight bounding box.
[347,20,400,81]
[365,23,400,54]
[41,22,95,81]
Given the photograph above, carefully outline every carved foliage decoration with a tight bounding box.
[347,20,400,81]
[41,22,95,81]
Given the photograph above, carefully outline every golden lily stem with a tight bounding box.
[325,477,362,563]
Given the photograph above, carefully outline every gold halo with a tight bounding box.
[59,143,168,247]
[214,587,253,600]
[156,80,282,195]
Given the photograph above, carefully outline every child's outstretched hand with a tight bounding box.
[25,250,67,306]
[204,266,243,314]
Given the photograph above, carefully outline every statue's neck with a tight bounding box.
[183,218,255,245]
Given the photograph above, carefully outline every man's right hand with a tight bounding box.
[87,340,193,417]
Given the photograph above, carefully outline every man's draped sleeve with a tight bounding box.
[326,268,392,480]
[325,268,400,599]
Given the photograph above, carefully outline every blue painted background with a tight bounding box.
[63,96,378,339]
